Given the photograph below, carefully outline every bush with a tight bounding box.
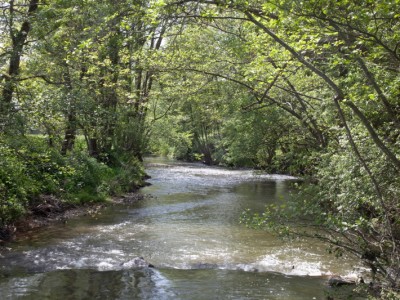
[0,139,39,225]
[107,154,146,195]
[0,135,145,226]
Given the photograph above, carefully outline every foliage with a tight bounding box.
[0,0,152,227]
[0,0,400,295]
[0,137,36,225]
[149,0,400,294]
[0,135,144,226]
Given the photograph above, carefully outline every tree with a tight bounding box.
[155,0,400,292]
[0,0,39,132]
[146,13,328,168]
[24,0,169,162]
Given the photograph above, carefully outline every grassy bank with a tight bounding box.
[0,135,146,241]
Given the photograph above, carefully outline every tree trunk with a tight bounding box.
[60,113,76,155]
[88,138,99,159]
[1,0,39,130]
[60,65,78,155]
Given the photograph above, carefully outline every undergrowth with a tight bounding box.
[0,135,145,228]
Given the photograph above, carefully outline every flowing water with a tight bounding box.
[0,157,363,299]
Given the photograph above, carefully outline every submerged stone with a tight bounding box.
[328,275,356,287]
[190,263,219,270]
[120,257,154,269]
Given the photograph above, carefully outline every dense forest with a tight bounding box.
[0,0,399,297]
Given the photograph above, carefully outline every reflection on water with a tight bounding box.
[0,157,362,299]
[0,268,330,300]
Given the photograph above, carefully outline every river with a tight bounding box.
[0,157,363,299]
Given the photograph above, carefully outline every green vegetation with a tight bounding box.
[0,134,145,226]
[1,0,399,296]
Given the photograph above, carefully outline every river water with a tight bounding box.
[0,157,363,299]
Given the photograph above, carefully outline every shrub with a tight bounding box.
[0,134,146,226]
[0,139,37,225]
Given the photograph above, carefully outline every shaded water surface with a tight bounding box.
[0,157,361,299]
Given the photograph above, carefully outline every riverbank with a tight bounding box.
[0,135,149,242]
[0,191,148,244]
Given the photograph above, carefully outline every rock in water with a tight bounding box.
[120,257,154,269]
[190,263,218,270]
[328,275,355,287]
